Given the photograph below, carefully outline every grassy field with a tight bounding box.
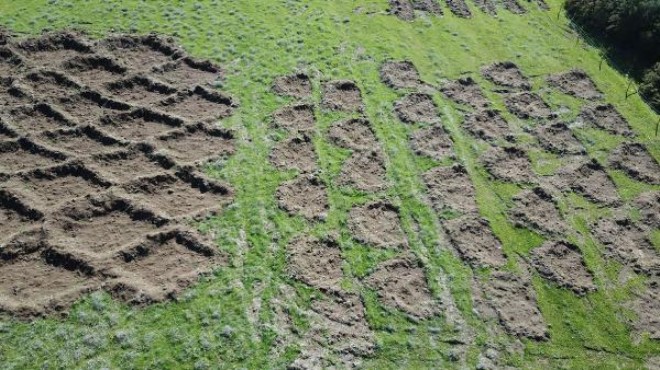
[0,0,659,368]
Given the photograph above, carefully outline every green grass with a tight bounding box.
[0,0,659,368]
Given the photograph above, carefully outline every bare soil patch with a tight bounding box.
[482,61,530,90]
[389,0,415,21]
[153,123,235,165]
[481,146,536,183]
[0,84,33,109]
[327,117,378,151]
[56,91,131,125]
[0,189,43,245]
[35,126,123,156]
[17,32,93,69]
[531,241,595,295]
[365,257,441,319]
[533,121,585,155]
[578,104,633,136]
[481,271,548,340]
[443,215,507,268]
[409,124,454,160]
[152,57,221,89]
[100,34,183,71]
[0,138,66,173]
[412,0,444,14]
[609,142,660,185]
[472,0,497,15]
[321,80,363,112]
[592,217,660,276]
[6,103,75,134]
[84,144,174,183]
[509,187,567,237]
[106,76,177,106]
[380,60,422,89]
[276,175,329,221]
[269,134,317,173]
[422,164,479,215]
[440,77,490,109]
[100,108,184,141]
[273,73,312,99]
[22,70,81,99]
[463,109,513,143]
[394,93,439,124]
[547,69,602,100]
[272,103,315,132]
[0,46,23,78]
[286,235,344,294]
[504,92,554,119]
[633,191,660,230]
[336,150,389,192]
[159,86,236,122]
[446,0,472,17]
[501,0,527,14]
[551,159,620,205]
[62,54,126,88]
[348,201,408,249]
[628,279,660,340]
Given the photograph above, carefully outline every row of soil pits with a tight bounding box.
[388,0,549,20]
[0,32,239,318]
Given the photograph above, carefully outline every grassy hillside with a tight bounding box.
[0,0,658,369]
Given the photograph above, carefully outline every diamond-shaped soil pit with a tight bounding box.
[7,103,76,133]
[106,76,177,106]
[35,126,123,156]
[121,171,232,219]
[100,108,184,141]
[22,70,81,99]
[154,123,234,164]
[4,163,111,209]
[0,189,43,244]
[153,57,221,88]
[63,55,127,88]
[0,138,66,173]
[57,91,131,125]
[16,32,93,68]
[100,35,183,71]
[85,144,174,183]
[159,86,236,122]
[45,194,168,258]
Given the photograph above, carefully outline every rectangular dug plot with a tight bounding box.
[6,103,76,133]
[35,126,124,156]
[45,194,168,258]
[85,144,174,183]
[159,86,237,123]
[120,171,232,219]
[0,189,43,245]
[106,76,177,106]
[153,123,235,165]
[99,108,184,141]
[0,138,66,173]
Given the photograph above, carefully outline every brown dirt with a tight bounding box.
[481,146,536,183]
[35,126,124,156]
[533,121,586,155]
[443,215,507,268]
[286,235,344,294]
[0,84,33,109]
[482,61,530,90]
[336,150,389,192]
[504,92,554,119]
[269,134,317,173]
[409,124,454,160]
[106,76,177,106]
[501,0,527,14]
[365,257,441,319]
[347,201,408,249]
[99,34,183,72]
[119,171,232,219]
[578,103,633,136]
[446,0,472,17]
[22,70,81,99]
[151,57,221,89]
[389,0,415,21]
[633,191,660,230]
[321,80,363,112]
[472,0,497,15]
[592,217,660,276]
[462,109,513,143]
[5,103,76,134]
[551,159,620,205]
[440,77,490,109]
[272,103,315,132]
[276,175,329,221]
[609,143,660,185]
[547,69,602,100]
[99,108,184,141]
[533,0,550,10]
[16,32,93,69]
[422,164,479,215]
[0,46,23,78]
[411,0,444,14]
[380,60,422,89]
[153,123,235,165]
[509,187,567,237]
[84,144,174,183]
[0,138,67,173]
[159,86,237,123]
[628,279,660,340]
[56,91,131,124]
[481,271,548,340]
[394,92,439,124]
[530,241,596,295]
[62,54,127,88]
[272,73,312,99]
[0,189,43,245]
[327,117,378,151]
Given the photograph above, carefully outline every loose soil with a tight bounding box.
[394,92,439,124]
[446,0,472,18]
[327,117,378,151]
[276,175,329,221]
[321,80,363,112]
[151,57,221,89]
[592,217,660,276]
[6,103,76,134]
[633,191,660,230]
[106,76,177,106]
[422,164,479,215]
[481,271,548,340]
[443,215,507,268]
[440,77,490,109]
[547,69,602,100]
[84,144,174,183]
[380,60,422,89]
[481,146,536,183]
[99,108,184,141]
[0,189,43,244]
[159,86,236,122]
[347,201,408,249]
[154,123,235,165]
[530,241,596,295]
[17,32,93,69]
[22,70,81,99]
[62,54,126,89]
[411,0,444,14]
[35,126,123,156]
[533,121,586,155]
[272,73,312,99]
[272,103,315,132]
[365,257,441,319]
[509,187,567,237]
[629,279,660,340]
[336,150,389,192]
[462,109,513,143]
[0,138,66,173]
[286,235,344,294]
[504,92,554,120]
[482,61,530,90]
[551,159,620,205]
[608,142,660,185]
[472,0,497,15]
[578,104,633,136]
[501,0,527,14]
[409,124,454,161]
[56,91,131,125]
[99,34,183,72]
[269,134,317,173]
[389,0,415,21]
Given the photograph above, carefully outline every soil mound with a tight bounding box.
[547,69,602,100]
[446,0,472,18]
[380,60,422,89]
[327,117,378,151]
[422,164,479,215]
[443,215,507,268]
[473,0,497,15]
[276,175,329,221]
[578,104,633,136]
[462,109,513,143]
[504,92,554,119]
[530,241,596,295]
[272,103,315,132]
[286,236,344,294]
[321,80,363,112]
[347,201,408,249]
[394,92,439,124]
[273,73,312,99]
[269,134,317,173]
[608,142,660,185]
[551,159,620,205]
[482,61,530,90]
[336,150,389,192]
[592,217,660,276]
[633,191,660,230]
[440,77,490,109]
[533,121,585,155]
[409,124,454,160]
[509,187,567,237]
[481,146,536,183]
